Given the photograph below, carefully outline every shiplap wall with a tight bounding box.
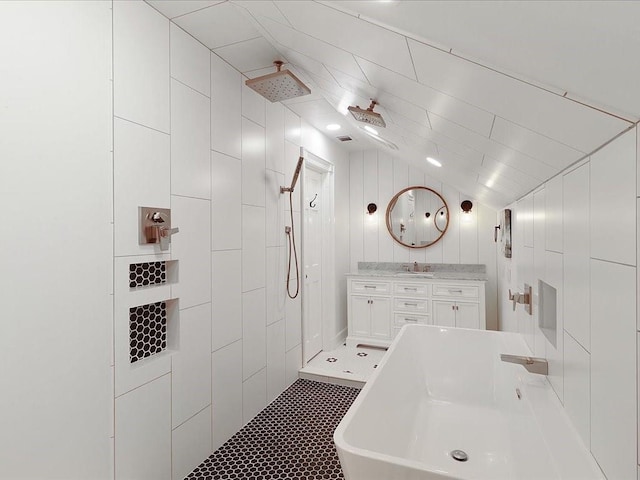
[348,149,498,329]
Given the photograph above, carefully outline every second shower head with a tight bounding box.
[348,100,386,128]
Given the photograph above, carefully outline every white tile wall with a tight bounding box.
[266,319,287,403]
[285,283,302,351]
[242,83,266,127]
[563,331,590,448]
[285,344,303,387]
[211,52,242,158]
[172,407,212,480]
[545,175,563,253]
[172,303,212,428]
[545,250,564,401]
[115,375,171,480]
[113,118,170,257]
[211,250,242,351]
[242,288,267,380]
[170,23,210,97]
[171,195,212,308]
[243,368,267,423]
[211,151,242,250]
[590,259,636,480]
[171,79,211,199]
[590,128,636,266]
[242,118,267,207]
[266,246,286,326]
[242,205,266,292]
[113,0,170,133]
[266,170,286,248]
[563,163,590,350]
[533,188,547,358]
[212,340,243,450]
[266,101,285,174]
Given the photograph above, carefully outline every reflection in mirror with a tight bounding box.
[386,186,449,248]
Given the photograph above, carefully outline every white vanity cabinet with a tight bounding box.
[347,275,486,348]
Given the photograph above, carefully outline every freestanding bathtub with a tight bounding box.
[334,325,603,480]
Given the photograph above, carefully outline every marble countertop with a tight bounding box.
[346,271,488,281]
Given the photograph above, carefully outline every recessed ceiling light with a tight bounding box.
[426,157,442,167]
[326,123,341,131]
[363,125,378,135]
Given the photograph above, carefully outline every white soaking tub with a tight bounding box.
[334,325,603,480]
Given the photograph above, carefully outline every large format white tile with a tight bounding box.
[147,1,224,20]
[242,118,266,207]
[285,344,302,387]
[213,36,282,73]
[242,288,267,380]
[563,332,590,448]
[174,1,259,49]
[284,109,301,146]
[172,303,212,428]
[171,196,211,308]
[114,118,170,257]
[211,53,241,159]
[285,286,302,351]
[532,188,547,359]
[242,205,266,292]
[170,23,210,97]
[590,259,636,480]
[172,407,212,480]
[266,170,286,248]
[171,80,211,199]
[115,375,171,480]
[114,0,169,132]
[284,140,302,211]
[211,151,242,251]
[212,250,242,351]
[545,174,563,253]
[266,246,286,327]
[266,101,285,174]
[266,319,286,403]
[590,129,636,266]
[243,368,267,424]
[563,163,590,350]
[212,340,243,450]
[242,83,266,127]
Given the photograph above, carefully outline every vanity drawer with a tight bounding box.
[394,313,430,327]
[393,297,429,313]
[393,282,429,297]
[350,280,391,295]
[432,284,479,299]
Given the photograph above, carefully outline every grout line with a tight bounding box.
[115,371,172,399]
[171,193,212,202]
[179,301,212,313]
[488,115,497,139]
[406,36,419,81]
[168,0,227,21]
[172,403,213,432]
[113,115,170,136]
[170,75,210,99]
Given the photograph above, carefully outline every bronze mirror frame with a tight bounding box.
[385,186,450,248]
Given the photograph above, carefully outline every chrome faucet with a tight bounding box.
[500,354,548,375]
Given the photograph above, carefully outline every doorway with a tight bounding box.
[301,151,335,365]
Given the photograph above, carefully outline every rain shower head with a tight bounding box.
[348,100,386,128]
[245,61,311,103]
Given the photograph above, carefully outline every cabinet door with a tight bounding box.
[432,300,456,327]
[370,296,391,340]
[455,302,480,329]
[350,295,371,336]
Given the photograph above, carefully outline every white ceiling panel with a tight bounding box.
[331,1,640,119]
[479,157,542,190]
[254,14,367,81]
[275,1,416,80]
[356,57,494,137]
[233,1,291,26]
[146,0,224,19]
[278,48,335,83]
[173,2,259,49]
[490,118,585,171]
[429,113,558,181]
[213,37,282,73]
[408,38,632,153]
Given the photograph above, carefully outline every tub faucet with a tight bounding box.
[500,354,548,375]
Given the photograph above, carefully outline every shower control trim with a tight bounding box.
[139,206,179,251]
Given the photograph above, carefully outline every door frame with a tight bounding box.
[300,149,335,366]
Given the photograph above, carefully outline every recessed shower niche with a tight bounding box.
[128,260,178,289]
[128,298,179,364]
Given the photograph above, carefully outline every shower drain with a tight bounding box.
[450,450,469,462]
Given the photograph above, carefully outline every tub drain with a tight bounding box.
[450,450,468,462]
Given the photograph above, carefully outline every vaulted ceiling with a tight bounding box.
[146,0,640,209]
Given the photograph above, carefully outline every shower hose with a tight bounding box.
[286,190,300,299]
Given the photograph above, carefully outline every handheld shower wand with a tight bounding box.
[282,148,304,299]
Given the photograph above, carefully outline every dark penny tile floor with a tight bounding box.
[185,379,360,480]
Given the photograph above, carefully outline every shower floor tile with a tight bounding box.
[300,344,388,385]
[185,379,360,480]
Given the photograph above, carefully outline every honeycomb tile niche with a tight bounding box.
[128,260,178,289]
[129,301,167,363]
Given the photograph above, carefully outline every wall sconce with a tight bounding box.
[461,200,473,214]
[367,203,377,215]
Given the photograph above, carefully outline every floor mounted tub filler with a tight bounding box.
[334,325,603,480]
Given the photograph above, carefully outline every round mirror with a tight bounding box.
[385,186,449,248]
